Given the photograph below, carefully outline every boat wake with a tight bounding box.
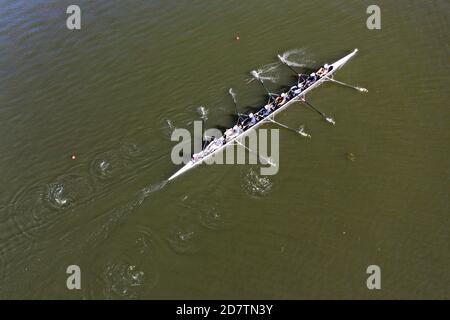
[83,180,168,247]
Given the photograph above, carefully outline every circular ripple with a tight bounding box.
[102,262,147,299]
[165,219,203,254]
[8,183,52,241]
[160,118,176,139]
[241,167,274,199]
[44,174,94,210]
[90,151,129,180]
[198,205,230,231]
[8,174,93,242]
[85,229,160,299]
[120,141,143,159]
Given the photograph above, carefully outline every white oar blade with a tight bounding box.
[250,70,260,80]
[326,117,336,125]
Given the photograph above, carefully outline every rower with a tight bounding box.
[298,74,308,86]
[293,86,303,96]
[289,85,298,93]
[279,93,288,106]
[239,112,256,129]
[225,125,242,141]
[224,127,234,139]
[306,72,317,85]
[317,63,330,77]
[205,136,225,153]
[192,150,205,162]
[260,103,273,117]
[273,96,282,108]
[287,86,297,99]
[248,113,257,126]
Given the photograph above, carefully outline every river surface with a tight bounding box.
[0,0,448,299]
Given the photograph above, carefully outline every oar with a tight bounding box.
[265,117,311,138]
[197,106,208,148]
[251,71,275,101]
[277,55,310,88]
[324,76,368,93]
[299,97,336,125]
[277,54,299,75]
[228,88,244,117]
[235,140,276,167]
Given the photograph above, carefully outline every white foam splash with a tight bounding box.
[278,48,315,67]
[197,106,208,121]
[228,88,237,104]
[248,62,280,84]
[166,119,175,131]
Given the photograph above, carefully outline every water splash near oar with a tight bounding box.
[247,62,279,84]
[228,88,237,105]
[277,54,299,75]
[228,88,242,117]
[278,48,314,68]
[300,97,336,126]
[250,70,261,80]
[250,70,273,98]
[298,126,312,138]
[324,76,368,93]
[197,106,208,121]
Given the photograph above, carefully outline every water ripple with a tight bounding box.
[241,167,274,199]
[45,174,94,210]
[3,172,94,253]
[89,151,130,181]
[86,228,160,299]
[165,218,203,254]
[198,205,230,230]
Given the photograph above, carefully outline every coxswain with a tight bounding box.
[273,96,283,108]
[317,63,330,77]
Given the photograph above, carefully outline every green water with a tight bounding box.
[0,0,448,299]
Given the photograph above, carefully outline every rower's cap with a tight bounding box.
[324,63,329,68]
[311,72,316,76]
[249,113,254,117]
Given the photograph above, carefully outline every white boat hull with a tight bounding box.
[168,49,359,182]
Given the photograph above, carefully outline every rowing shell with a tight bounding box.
[168,48,359,181]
